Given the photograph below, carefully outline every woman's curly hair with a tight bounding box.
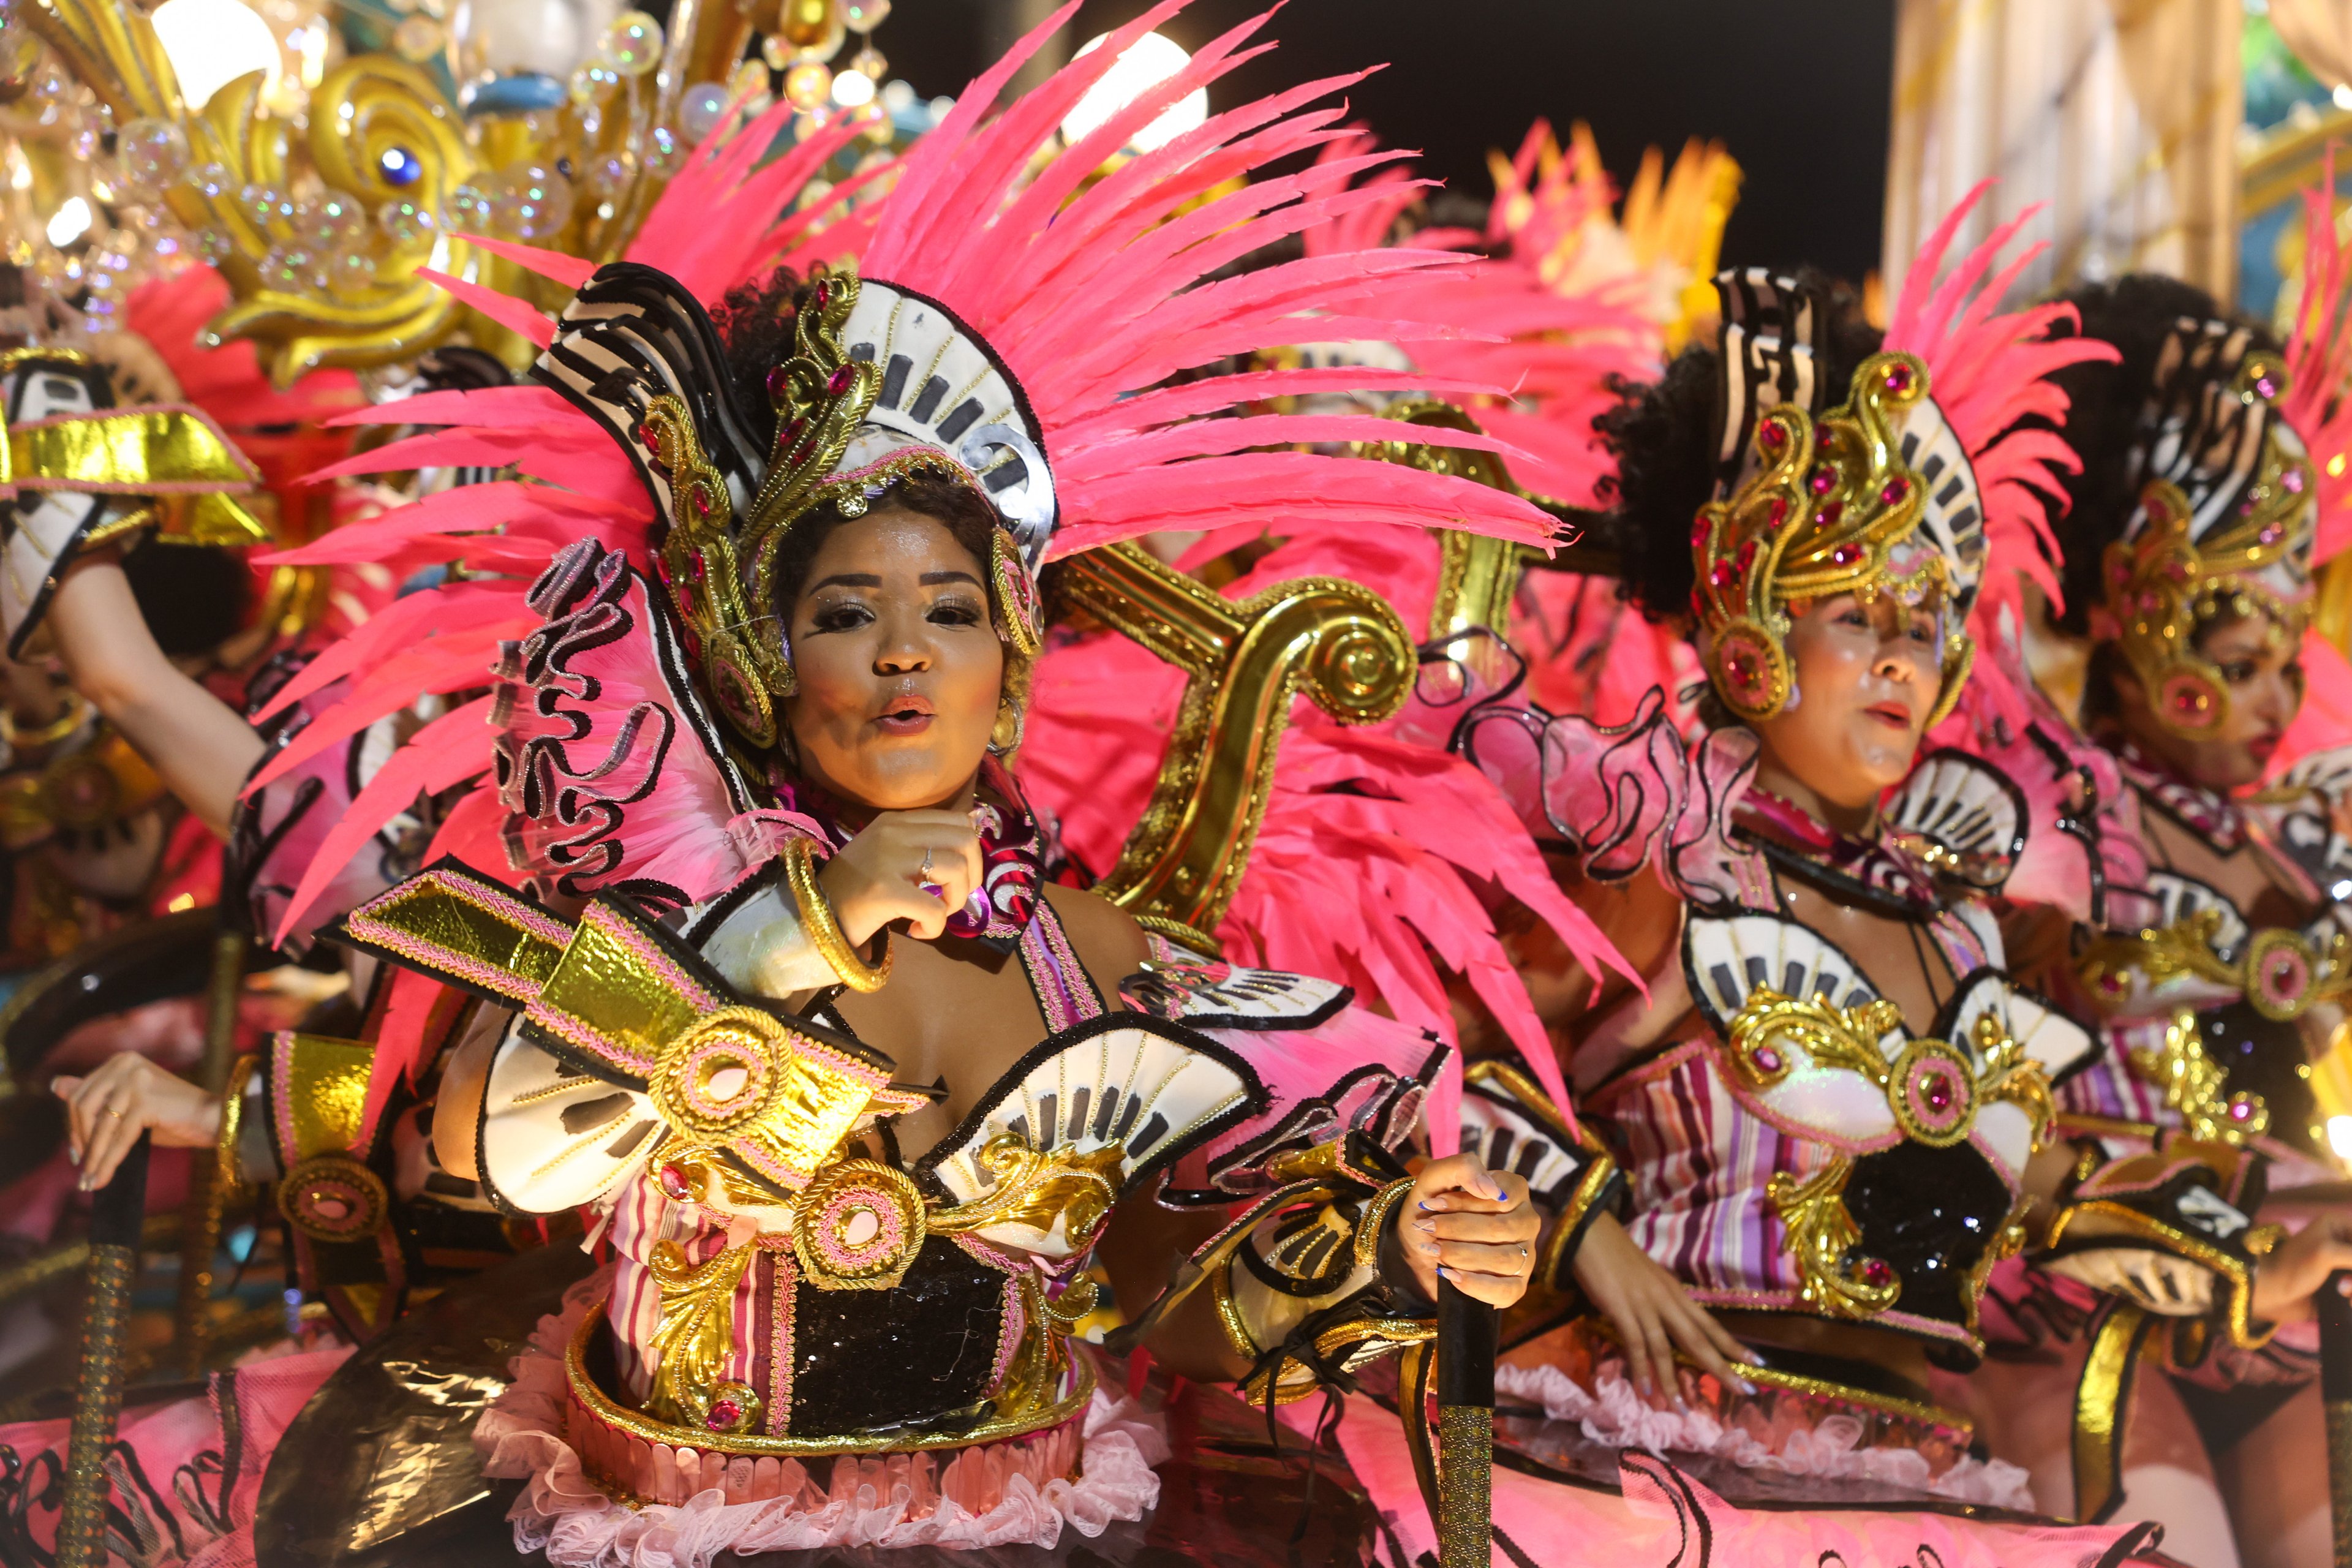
[2040,274,2278,635]
[1593,268,1883,625]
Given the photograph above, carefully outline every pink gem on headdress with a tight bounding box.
[1883,363,1914,393]
[1759,421,1787,450]
[658,1163,692,1202]
[1709,560,1739,590]
[706,1397,742,1430]
[1922,1077,1953,1114]
[2255,375,2278,400]
[811,280,829,308]
[2259,525,2283,546]
[1752,1046,1782,1073]
[1859,1257,1895,1289]
[1809,469,1834,496]
[1735,540,1757,571]
[1817,502,1845,530]
[766,365,788,400]
[2229,1098,2255,1121]
[827,364,856,396]
[1830,541,1863,566]
[2284,468,2306,494]
[1766,498,1789,530]
[1880,477,1909,506]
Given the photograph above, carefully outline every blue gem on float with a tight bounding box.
[378,146,423,187]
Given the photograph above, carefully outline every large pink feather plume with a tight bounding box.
[849,1,1561,556]
[2280,154,2352,566]
[1882,183,2117,732]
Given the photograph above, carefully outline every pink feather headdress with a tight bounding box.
[246,0,1588,954]
[1694,184,2110,730]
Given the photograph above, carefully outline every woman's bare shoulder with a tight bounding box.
[1041,883,1153,994]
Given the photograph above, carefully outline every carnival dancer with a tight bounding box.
[1381,195,2185,1566]
[1953,202,2352,1568]
[37,4,1566,1561]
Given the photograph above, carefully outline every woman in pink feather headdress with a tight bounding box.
[22,6,1581,1562]
[1928,177,2352,1568]
[1355,186,2234,1566]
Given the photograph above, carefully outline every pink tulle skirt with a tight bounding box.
[1496,1320,2036,1509]
[474,1276,1170,1566]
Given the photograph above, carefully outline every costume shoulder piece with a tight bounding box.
[1882,749,2028,894]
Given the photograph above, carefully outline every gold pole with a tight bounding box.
[1434,1277,1495,1568]
[2321,1270,2352,1568]
[175,926,246,1369]
[54,1134,148,1568]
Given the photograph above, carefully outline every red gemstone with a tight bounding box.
[1922,1076,1953,1114]
[1709,560,1739,589]
[1753,1047,1782,1072]
[2255,375,2278,399]
[643,424,663,461]
[766,365,789,399]
[658,1163,690,1200]
[1810,469,1834,496]
[1860,1257,1895,1288]
[1759,421,1786,450]
[1830,541,1863,566]
[706,1398,741,1430]
[827,364,856,395]
[1880,477,1908,505]
[693,486,714,516]
[812,280,829,307]
[2229,1099,2254,1121]
[1884,362,1913,392]
[1766,497,1790,530]
[1690,518,1711,549]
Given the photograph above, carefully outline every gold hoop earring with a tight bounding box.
[989,698,1025,756]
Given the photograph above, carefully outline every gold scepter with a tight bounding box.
[1436,1274,1496,1567]
[55,1132,150,1568]
[175,921,248,1368]
[2323,1269,2352,1568]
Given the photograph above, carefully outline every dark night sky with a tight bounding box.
[875,1,1897,283]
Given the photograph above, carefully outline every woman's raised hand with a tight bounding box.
[818,809,985,944]
[1570,1210,1763,1406]
[52,1053,224,1191]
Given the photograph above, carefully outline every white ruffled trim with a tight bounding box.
[472,1278,1169,1566]
[1494,1362,2035,1511]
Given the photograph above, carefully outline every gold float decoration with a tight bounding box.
[20,0,812,383]
[1055,541,1415,946]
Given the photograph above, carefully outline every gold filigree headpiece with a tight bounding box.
[2095,325,2313,737]
[1692,270,1986,726]
[538,261,1052,750]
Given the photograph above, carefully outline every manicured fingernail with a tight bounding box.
[1735,1377,1757,1396]
[77,1175,91,1192]
[1411,1215,1434,1231]
[1743,1351,1766,1366]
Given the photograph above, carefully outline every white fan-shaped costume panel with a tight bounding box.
[917,1016,1262,1256]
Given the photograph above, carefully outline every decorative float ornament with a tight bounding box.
[8,0,924,384]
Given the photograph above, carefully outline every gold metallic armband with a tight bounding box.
[782,837,891,993]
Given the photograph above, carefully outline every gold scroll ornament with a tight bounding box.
[1057,543,1415,948]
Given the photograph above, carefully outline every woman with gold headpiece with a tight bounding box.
[1950,211,2352,1568]
[1368,195,2186,1564]
[25,6,1567,1560]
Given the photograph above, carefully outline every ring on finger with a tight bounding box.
[916,848,946,902]
[104,1106,126,1120]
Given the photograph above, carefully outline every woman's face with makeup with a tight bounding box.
[1742,592,1942,811]
[782,504,1003,812]
[2114,607,2305,791]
